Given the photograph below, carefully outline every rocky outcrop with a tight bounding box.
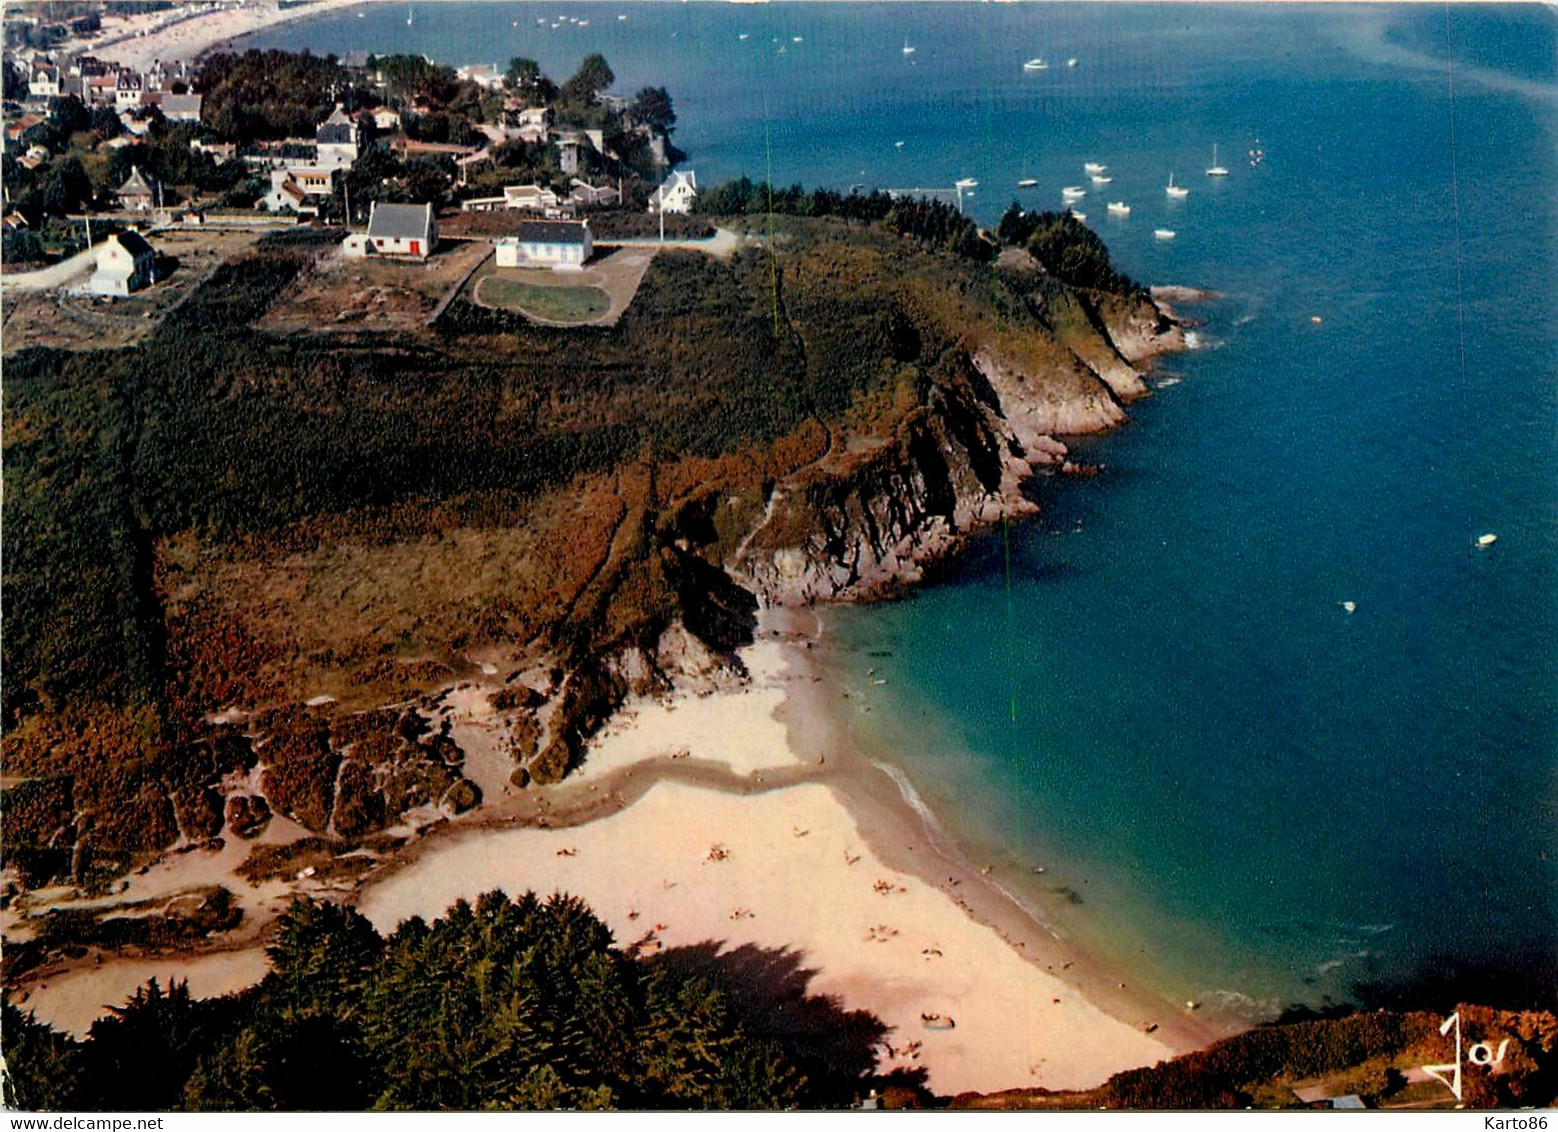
[1094,291,1188,366]
[733,293,1184,605]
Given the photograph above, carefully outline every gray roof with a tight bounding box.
[159,93,202,117]
[113,230,154,258]
[317,105,356,145]
[119,165,155,196]
[367,202,433,241]
[514,220,589,245]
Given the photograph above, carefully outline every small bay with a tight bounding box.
[248,1,1558,1018]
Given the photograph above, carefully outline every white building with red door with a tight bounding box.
[344,201,437,260]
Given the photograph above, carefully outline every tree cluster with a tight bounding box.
[194,49,350,142]
[697,178,994,262]
[3,891,889,1111]
[997,202,1142,295]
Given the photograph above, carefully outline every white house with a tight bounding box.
[28,61,61,100]
[502,104,549,144]
[88,230,156,296]
[495,219,592,270]
[370,107,402,131]
[461,182,567,214]
[648,169,698,215]
[114,71,144,110]
[315,105,361,171]
[570,179,620,208]
[456,63,504,90]
[259,169,318,216]
[345,201,437,259]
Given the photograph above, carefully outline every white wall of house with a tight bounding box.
[88,238,154,297]
[495,237,590,269]
[368,234,429,258]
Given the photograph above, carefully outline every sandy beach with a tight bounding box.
[18,608,1225,1098]
[360,777,1176,1096]
[76,0,365,71]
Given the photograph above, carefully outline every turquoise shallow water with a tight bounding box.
[248,2,1558,1017]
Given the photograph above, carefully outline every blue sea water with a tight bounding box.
[247,3,1558,1017]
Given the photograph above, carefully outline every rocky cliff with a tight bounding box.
[732,290,1185,604]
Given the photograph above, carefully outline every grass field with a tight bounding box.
[476,277,611,322]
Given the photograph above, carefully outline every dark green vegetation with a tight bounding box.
[695,181,1146,293]
[996,202,1143,294]
[2,892,897,1111]
[956,1004,1558,1111]
[477,278,610,322]
[698,178,996,263]
[3,205,1146,891]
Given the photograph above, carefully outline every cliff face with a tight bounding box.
[733,292,1184,604]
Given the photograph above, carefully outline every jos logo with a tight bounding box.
[1421,1011,1510,1102]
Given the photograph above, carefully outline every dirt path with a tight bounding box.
[2,247,96,292]
[604,227,748,259]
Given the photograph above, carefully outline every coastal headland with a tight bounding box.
[4,9,1221,1099]
[6,200,1217,1096]
[6,5,1557,1108]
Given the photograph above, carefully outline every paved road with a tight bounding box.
[2,247,96,292]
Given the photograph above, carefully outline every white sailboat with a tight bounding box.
[1089,174,1112,185]
[1206,144,1229,177]
[1017,177,1038,188]
[1166,172,1189,199]
[902,38,916,56]
[1062,185,1086,200]
[406,5,414,26]
[1154,228,1176,240]
[1069,209,1087,221]
[1083,161,1106,175]
[1023,58,1049,72]
[1106,201,1130,215]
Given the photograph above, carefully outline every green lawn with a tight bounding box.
[477,277,610,322]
